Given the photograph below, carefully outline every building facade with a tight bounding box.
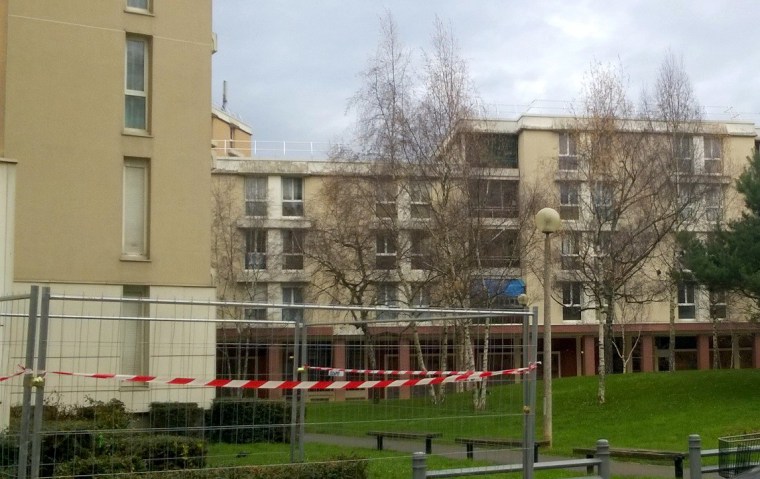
[0,0,218,415]
[212,114,760,399]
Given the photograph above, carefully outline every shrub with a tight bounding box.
[150,402,204,435]
[206,399,290,443]
[116,434,207,471]
[116,455,368,479]
[54,454,144,477]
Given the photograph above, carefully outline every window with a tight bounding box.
[126,0,150,11]
[410,231,432,270]
[592,183,614,222]
[125,36,149,131]
[596,231,612,256]
[410,180,432,219]
[282,177,303,216]
[558,132,578,171]
[282,285,304,322]
[677,281,696,319]
[121,285,149,376]
[705,186,722,222]
[282,230,304,270]
[703,137,722,174]
[675,135,693,173]
[245,177,267,216]
[709,290,727,319]
[469,180,519,218]
[244,284,268,321]
[245,229,267,270]
[559,182,580,220]
[410,285,431,308]
[123,158,149,258]
[375,231,397,270]
[560,232,581,270]
[466,133,518,168]
[562,282,582,321]
[376,181,397,219]
[477,230,520,268]
[376,283,398,320]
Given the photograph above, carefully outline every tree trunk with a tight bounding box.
[712,320,720,370]
[473,320,490,411]
[731,332,740,369]
[668,283,676,372]
[412,323,441,404]
[597,309,606,404]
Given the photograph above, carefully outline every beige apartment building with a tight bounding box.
[213,113,760,396]
[0,0,218,415]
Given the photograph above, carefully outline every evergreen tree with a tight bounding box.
[679,150,760,302]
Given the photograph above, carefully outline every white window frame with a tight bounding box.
[376,283,398,320]
[376,181,397,219]
[245,177,268,217]
[410,180,432,219]
[677,281,696,320]
[709,290,727,320]
[245,229,267,270]
[282,229,305,270]
[705,186,722,222]
[560,233,580,270]
[126,0,151,12]
[375,231,397,270]
[558,132,578,171]
[559,182,580,220]
[562,282,582,321]
[675,135,693,173]
[122,158,149,258]
[703,136,722,174]
[282,285,304,322]
[282,177,304,217]
[244,284,268,321]
[120,285,149,382]
[125,36,149,131]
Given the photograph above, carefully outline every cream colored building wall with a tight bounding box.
[513,120,758,327]
[4,1,213,287]
[5,282,215,420]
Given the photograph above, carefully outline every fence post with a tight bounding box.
[29,287,50,479]
[596,439,610,479]
[689,434,702,479]
[289,319,300,463]
[298,318,307,461]
[412,451,427,479]
[17,285,39,479]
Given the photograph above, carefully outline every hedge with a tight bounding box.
[206,398,290,443]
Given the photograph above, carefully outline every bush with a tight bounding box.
[54,454,145,477]
[150,402,204,435]
[116,456,368,479]
[116,434,207,471]
[206,399,290,443]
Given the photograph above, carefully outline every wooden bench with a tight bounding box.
[574,446,686,478]
[455,437,549,461]
[366,431,442,454]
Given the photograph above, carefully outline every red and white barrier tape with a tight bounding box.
[0,365,29,382]
[0,362,538,390]
[306,364,536,378]
[49,370,484,390]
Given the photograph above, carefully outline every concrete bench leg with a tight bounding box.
[425,438,433,455]
[466,443,474,460]
[675,456,684,478]
[376,436,383,450]
[586,453,595,475]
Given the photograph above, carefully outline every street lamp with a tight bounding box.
[535,207,560,448]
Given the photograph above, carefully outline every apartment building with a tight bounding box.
[213,113,760,396]
[0,0,217,414]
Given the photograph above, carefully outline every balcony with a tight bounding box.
[212,139,339,160]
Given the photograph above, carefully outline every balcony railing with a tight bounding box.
[212,139,340,160]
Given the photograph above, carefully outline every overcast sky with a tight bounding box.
[212,1,760,145]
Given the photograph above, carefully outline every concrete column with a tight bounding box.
[753,334,760,369]
[332,337,346,401]
[399,338,411,400]
[582,336,596,376]
[697,335,710,370]
[641,335,654,372]
[268,343,283,399]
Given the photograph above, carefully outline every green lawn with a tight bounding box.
[208,369,760,478]
[306,368,760,454]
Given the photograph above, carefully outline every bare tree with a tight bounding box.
[563,58,705,403]
[211,174,269,393]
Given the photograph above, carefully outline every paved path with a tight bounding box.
[305,432,721,478]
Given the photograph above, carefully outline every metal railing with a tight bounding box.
[412,439,610,479]
[212,139,341,160]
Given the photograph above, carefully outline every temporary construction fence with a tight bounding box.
[0,285,540,478]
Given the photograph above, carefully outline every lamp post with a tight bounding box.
[535,207,560,448]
